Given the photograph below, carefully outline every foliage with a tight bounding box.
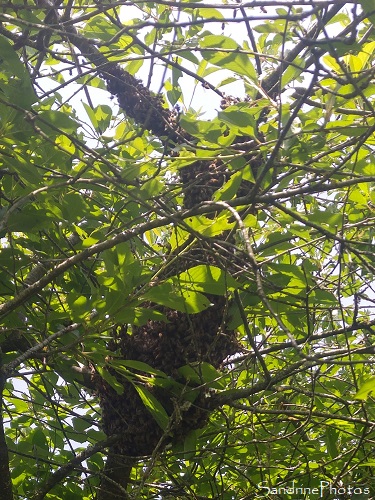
[1,1,375,499]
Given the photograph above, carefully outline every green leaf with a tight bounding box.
[126,58,144,75]
[218,108,257,135]
[60,193,89,221]
[183,429,197,459]
[359,0,375,25]
[309,289,336,305]
[82,101,98,129]
[6,206,51,231]
[31,429,49,451]
[143,282,212,313]
[179,114,222,139]
[82,236,100,248]
[134,384,169,430]
[325,427,339,458]
[197,8,224,20]
[354,377,375,400]
[213,170,243,200]
[174,265,238,295]
[281,57,305,87]
[95,104,112,132]
[110,359,168,379]
[178,50,199,65]
[66,294,93,321]
[200,35,257,80]
[96,366,125,395]
[84,15,120,41]
[185,214,235,237]
[38,110,79,134]
[72,417,93,433]
[0,34,31,79]
[178,362,225,389]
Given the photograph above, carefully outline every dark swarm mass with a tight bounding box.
[100,63,182,141]
[95,296,239,457]
[93,63,260,463]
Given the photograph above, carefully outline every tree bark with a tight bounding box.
[0,368,13,500]
[96,452,134,500]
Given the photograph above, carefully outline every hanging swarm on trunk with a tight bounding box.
[113,298,238,374]
[100,62,183,142]
[93,64,265,461]
[92,155,247,459]
[94,295,238,457]
[179,159,228,209]
[93,224,239,456]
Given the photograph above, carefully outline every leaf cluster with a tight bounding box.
[1,0,375,498]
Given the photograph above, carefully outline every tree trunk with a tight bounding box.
[0,370,13,500]
[97,450,134,500]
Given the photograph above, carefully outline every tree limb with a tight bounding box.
[32,435,120,500]
[0,366,13,500]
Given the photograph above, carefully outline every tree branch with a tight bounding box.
[0,365,13,500]
[32,435,120,500]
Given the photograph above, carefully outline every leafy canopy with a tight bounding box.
[1,1,375,499]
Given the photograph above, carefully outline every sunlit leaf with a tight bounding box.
[201,35,257,80]
[143,282,212,313]
[96,366,125,395]
[354,377,375,400]
[134,384,169,430]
